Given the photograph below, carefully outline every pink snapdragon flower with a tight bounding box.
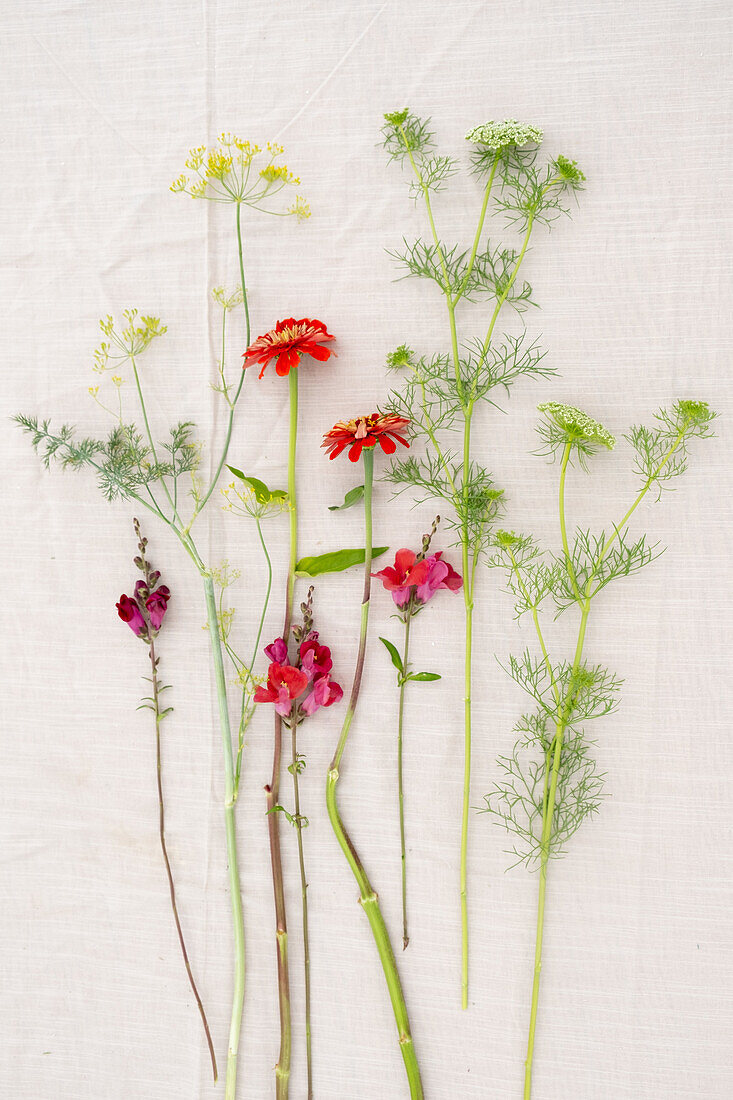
[146,585,171,630]
[116,583,171,638]
[116,593,146,636]
[256,631,343,720]
[264,637,289,664]
[299,635,333,681]
[414,553,463,604]
[254,662,309,717]
[301,674,343,716]
[371,548,430,608]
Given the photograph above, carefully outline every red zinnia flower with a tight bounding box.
[321,413,411,462]
[243,317,334,379]
[254,661,309,716]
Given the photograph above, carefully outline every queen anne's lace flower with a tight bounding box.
[465,120,544,148]
[538,402,616,449]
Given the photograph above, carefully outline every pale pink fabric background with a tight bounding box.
[1,1,731,1097]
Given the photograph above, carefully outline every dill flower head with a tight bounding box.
[465,120,544,149]
[170,133,307,215]
[538,402,616,450]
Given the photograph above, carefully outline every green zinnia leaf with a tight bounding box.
[295,547,389,577]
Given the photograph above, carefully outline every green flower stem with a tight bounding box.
[202,573,246,1100]
[524,424,690,1097]
[481,213,535,356]
[234,517,273,796]
[399,136,511,1006]
[524,597,589,1100]
[326,450,424,1099]
[187,202,250,520]
[148,633,218,1083]
[558,441,582,600]
[130,355,183,527]
[397,614,412,951]
[290,711,313,1099]
[265,726,291,1100]
[266,367,299,1098]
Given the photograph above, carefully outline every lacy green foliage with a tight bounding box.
[381,109,584,569]
[483,400,716,869]
[627,399,715,495]
[14,415,199,504]
[485,712,604,869]
[389,238,537,308]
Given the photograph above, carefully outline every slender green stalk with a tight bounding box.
[523,420,692,1096]
[234,517,273,797]
[397,614,412,951]
[326,451,424,1099]
[148,634,218,1082]
[202,574,245,1100]
[290,712,313,1098]
[397,130,526,1005]
[266,367,299,1098]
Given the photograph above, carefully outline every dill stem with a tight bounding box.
[266,368,299,1099]
[202,573,246,1100]
[190,202,250,518]
[397,614,412,950]
[459,407,473,1010]
[559,441,582,600]
[290,711,313,1098]
[234,517,274,797]
[148,635,218,1082]
[326,451,423,1099]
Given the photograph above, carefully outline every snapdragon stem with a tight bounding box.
[148,635,218,1082]
[290,712,313,1098]
[266,367,299,1099]
[326,451,423,1099]
[202,574,245,1100]
[397,614,412,950]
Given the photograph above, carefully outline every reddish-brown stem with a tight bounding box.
[149,635,218,1082]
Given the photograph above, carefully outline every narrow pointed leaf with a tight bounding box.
[328,484,365,511]
[227,465,288,504]
[295,546,389,578]
[408,672,442,682]
[379,636,404,674]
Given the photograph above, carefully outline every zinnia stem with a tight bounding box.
[148,635,218,1082]
[266,366,299,1098]
[326,450,424,1099]
[397,614,412,951]
[290,711,313,1098]
[202,574,246,1100]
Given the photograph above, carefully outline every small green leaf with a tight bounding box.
[227,465,288,503]
[408,672,442,682]
[295,546,389,578]
[379,636,404,674]
[328,484,365,511]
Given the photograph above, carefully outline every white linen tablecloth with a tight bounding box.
[1,2,731,1096]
